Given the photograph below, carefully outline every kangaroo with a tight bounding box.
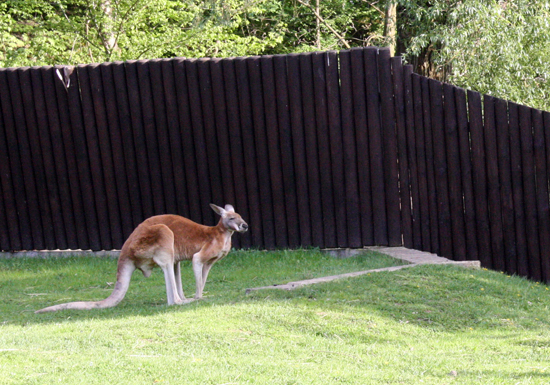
[35,204,248,313]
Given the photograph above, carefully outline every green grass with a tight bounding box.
[1,249,550,384]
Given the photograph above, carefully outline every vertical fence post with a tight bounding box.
[443,84,466,260]
[494,98,516,272]
[508,102,528,276]
[286,54,313,248]
[338,50,362,248]
[411,74,431,253]
[483,95,505,271]
[364,47,387,245]
[379,48,401,246]
[273,54,300,248]
[234,57,265,249]
[221,58,253,248]
[468,90,492,268]
[532,109,550,282]
[392,57,412,248]
[455,88,478,261]
[519,105,541,280]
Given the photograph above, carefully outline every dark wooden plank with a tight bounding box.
[43,66,82,249]
[99,63,134,242]
[443,84,466,260]
[247,56,276,248]
[9,68,45,250]
[260,55,288,247]
[77,65,112,249]
[87,63,124,248]
[209,58,236,207]
[403,65,422,250]
[22,66,55,250]
[518,105,541,280]
[185,59,214,222]
[494,98,516,273]
[137,60,166,216]
[52,66,90,249]
[337,50,362,248]
[209,58,237,238]
[220,58,251,248]
[299,52,324,248]
[197,58,224,225]
[161,59,189,218]
[532,109,550,282]
[124,60,155,220]
[63,67,101,250]
[112,61,144,229]
[0,70,20,250]
[0,69,34,250]
[311,51,337,248]
[325,50,348,247]
[43,66,81,249]
[421,77,439,254]
[31,67,68,249]
[285,54,313,247]
[273,54,300,248]
[173,58,202,224]
[508,102,528,276]
[378,48,401,246]
[542,110,550,281]
[468,90,491,267]
[429,79,452,258]
[412,74,431,252]
[0,178,9,250]
[391,56,412,248]
[350,48,373,246]
[234,57,264,248]
[455,87,478,261]
[0,132,11,250]
[364,47,387,245]
[483,95,505,270]
[149,59,177,215]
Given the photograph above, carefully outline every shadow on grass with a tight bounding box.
[3,254,550,333]
[1,249,405,326]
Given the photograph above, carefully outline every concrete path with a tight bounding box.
[244,247,480,294]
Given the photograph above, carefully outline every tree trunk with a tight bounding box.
[100,0,118,58]
[316,0,321,49]
[384,1,397,56]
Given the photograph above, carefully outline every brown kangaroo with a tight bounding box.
[35,204,248,313]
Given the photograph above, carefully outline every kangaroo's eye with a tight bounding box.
[228,217,235,221]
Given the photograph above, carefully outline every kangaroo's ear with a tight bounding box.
[224,204,235,213]
[210,204,225,216]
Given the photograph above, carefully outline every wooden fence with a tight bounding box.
[1,47,550,281]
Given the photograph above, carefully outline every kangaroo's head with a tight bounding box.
[210,204,248,233]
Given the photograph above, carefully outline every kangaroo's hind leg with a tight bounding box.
[147,224,184,305]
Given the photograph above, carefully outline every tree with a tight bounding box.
[0,0,389,67]
[0,0,288,66]
[397,0,550,111]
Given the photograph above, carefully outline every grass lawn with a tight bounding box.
[1,249,550,384]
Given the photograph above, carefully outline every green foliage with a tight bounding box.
[0,0,287,66]
[0,0,385,67]
[400,0,550,111]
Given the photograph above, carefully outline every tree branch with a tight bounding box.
[295,0,351,49]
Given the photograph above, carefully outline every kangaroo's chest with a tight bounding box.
[215,236,232,261]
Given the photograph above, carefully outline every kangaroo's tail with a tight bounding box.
[35,259,135,314]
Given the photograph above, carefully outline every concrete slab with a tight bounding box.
[245,247,480,293]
